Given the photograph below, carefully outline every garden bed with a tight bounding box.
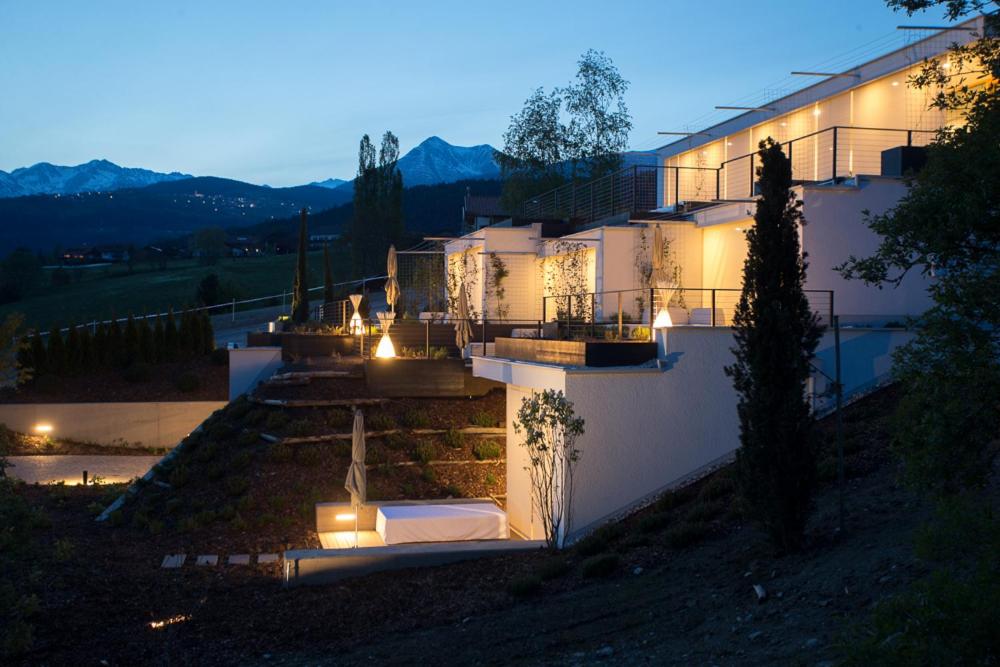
[0,357,229,403]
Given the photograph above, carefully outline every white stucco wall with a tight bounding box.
[801,178,933,323]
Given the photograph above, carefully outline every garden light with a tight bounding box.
[653,309,673,328]
[34,423,54,434]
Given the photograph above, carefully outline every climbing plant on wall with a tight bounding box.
[487,252,510,321]
[446,248,480,320]
[545,240,590,321]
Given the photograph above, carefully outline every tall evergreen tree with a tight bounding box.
[78,325,94,371]
[377,131,404,246]
[323,243,335,305]
[200,311,215,354]
[92,323,107,366]
[123,314,140,366]
[726,138,822,552]
[153,315,165,363]
[46,326,67,375]
[108,317,124,367]
[16,334,33,377]
[30,332,47,376]
[65,325,81,374]
[164,309,178,361]
[138,317,154,363]
[291,208,310,323]
[351,135,378,275]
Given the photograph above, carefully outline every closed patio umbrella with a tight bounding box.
[344,409,366,547]
[455,287,472,355]
[650,225,676,307]
[385,245,400,314]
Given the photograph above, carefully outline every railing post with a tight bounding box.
[566,295,572,339]
[648,287,654,341]
[631,165,637,213]
[715,169,720,201]
[610,175,615,217]
[425,319,430,359]
[711,289,717,326]
[231,297,236,322]
[590,292,597,338]
[617,292,623,340]
[788,140,793,177]
[907,130,913,147]
[542,296,547,324]
[832,127,838,180]
[674,168,679,207]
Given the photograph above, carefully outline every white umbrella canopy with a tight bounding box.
[385,245,400,313]
[455,287,472,352]
[345,409,366,508]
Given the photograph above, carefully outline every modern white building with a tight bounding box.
[436,16,991,545]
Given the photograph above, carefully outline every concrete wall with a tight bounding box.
[0,401,225,448]
[802,178,934,323]
[475,323,913,544]
[229,346,282,400]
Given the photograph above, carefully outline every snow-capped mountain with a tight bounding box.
[309,177,349,190]
[396,136,499,187]
[0,159,191,198]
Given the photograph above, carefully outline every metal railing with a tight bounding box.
[35,274,388,338]
[542,287,835,340]
[715,125,934,200]
[520,126,936,223]
[522,165,720,225]
[353,317,546,359]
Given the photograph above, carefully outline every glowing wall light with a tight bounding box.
[335,513,357,521]
[34,423,54,435]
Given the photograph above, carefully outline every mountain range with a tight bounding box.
[0,159,191,198]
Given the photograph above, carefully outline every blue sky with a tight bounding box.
[0,0,943,186]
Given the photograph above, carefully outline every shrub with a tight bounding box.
[442,428,465,449]
[122,362,153,384]
[581,553,619,578]
[443,483,462,497]
[413,441,438,464]
[485,473,497,486]
[269,444,293,463]
[224,477,249,497]
[507,574,542,598]
[665,521,708,548]
[286,419,312,437]
[264,411,290,432]
[469,410,497,428]
[697,474,735,502]
[326,409,353,429]
[472,441,503,461]
[384,432,412,450]
[630,326,651,340]
[421,466,437,483]
[298,446,323,466]
[574,533,608,558]
[368,412,396,431]
[401,408,430,429]
[638,512,670,534]
[430,346,449,360]
[175,372,202,393]
[168,466,191,488]
[537,557,571,581]
[684,499,725,523]
[210,347,229,366]
[53,538,75,562]
[236,430,260,447]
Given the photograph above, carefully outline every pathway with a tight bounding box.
[6,455,160,485]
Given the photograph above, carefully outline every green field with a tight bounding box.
[0,250,355,331]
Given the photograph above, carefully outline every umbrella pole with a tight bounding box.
[354,502,359,549]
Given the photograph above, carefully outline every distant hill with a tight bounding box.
[0,177,351,252]
[309,178,349,190]
[235,178,503,241]
[0,159,191,198]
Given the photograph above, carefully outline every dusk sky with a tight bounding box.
[0,0,944,186]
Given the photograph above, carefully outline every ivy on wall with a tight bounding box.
[487,252,510,321]
[446,248,480,321]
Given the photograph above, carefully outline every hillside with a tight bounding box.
[0,177,351,253]
[235,178,504,240]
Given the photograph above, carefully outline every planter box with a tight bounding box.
[494,337,657,367]
[365,358,499,397]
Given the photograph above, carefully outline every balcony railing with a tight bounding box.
[542,287,835,340]
[520,126,936,224]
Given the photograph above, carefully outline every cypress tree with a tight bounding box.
[200,311,215,354]
[108,317,124,367]
[123,314,140,367]
[30,332,47,376]
[725,138,822,552]
[164,309,178,361]
[153,315,165,362]
[47,326,67,376]
[65,324,81,374]
[92,323,107,366]
[16,334,33,376]
[291,208,310,323]
[323,243,335,305]
[188,310,204,356]
[138,317,154,363]
[78,325,94,370]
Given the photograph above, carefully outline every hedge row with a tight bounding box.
[18,309,215,377]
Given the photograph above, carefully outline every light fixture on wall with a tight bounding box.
[34,423,53,435]
[892,81,900,86]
